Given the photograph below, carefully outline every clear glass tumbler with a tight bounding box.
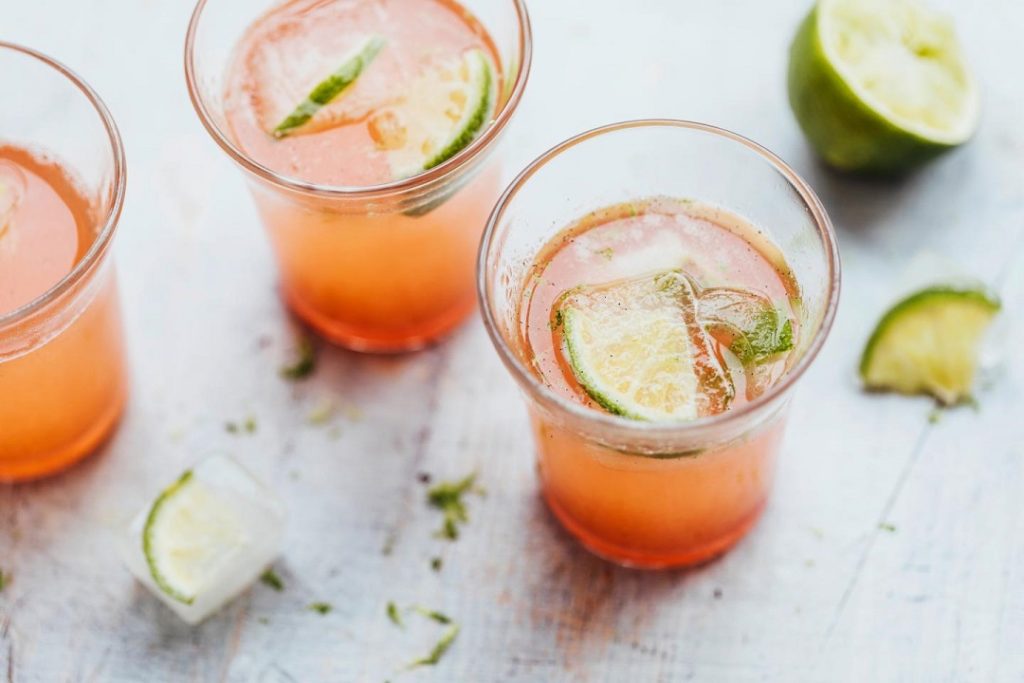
[0,42,128,481]
[185,0,532,352]
[479,120,841,568]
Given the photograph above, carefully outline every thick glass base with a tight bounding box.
[544,489,766,569]
[283,287,476,353]
[0,390,126,481]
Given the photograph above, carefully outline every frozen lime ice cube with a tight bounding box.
[119,454,286,625]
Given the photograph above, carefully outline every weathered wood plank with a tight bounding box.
[1,0,1023,681]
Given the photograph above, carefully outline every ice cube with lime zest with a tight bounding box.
[558,270,735,422]
[788,0,978,174]
[369,49,494,180]
[273,35,386,138]
[120,454,286,624]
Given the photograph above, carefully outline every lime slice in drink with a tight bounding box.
[273,35,386,139]
[788,0,979,173]
[559,271,734,422]
[859,286,1000,405]
[371,49,493,180]
[143,469,250,605]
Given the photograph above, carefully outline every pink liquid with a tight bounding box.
[520,197,802,412]
[224,0,501,187]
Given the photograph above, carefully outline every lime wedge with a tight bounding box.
[143,469,250,604]
[559,271,733,422]
[860,286,1000,405]
[788,0,978,173]
[273,35,385,139]
[372,49,493,179]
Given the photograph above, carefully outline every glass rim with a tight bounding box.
[183,0,533,199]
[477,119,842,440]
[0,41,127,329]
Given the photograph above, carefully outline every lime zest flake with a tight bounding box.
[308,602,332,615]
[280,335,317,380]
[273,35,386,138]
[386,601,404,628]
[427,473,481,541]
[408,624,460,669]
[260,568,285,592]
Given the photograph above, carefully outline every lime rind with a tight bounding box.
[859,286,1000,404]
[143,470,197,605]
[273,35,386,138]
[788,0,978,173]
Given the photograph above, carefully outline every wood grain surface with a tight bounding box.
[2,0,1023,681]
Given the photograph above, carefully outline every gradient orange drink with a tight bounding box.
[480,122,840,568]
[0,44,128,481]
[186,0,531,351]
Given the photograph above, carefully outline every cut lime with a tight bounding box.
[559,271,733,422]
[372,49,493,179]
[273,35,385,138]
[788,0,978,173]
[143,469,249,605]
[860,286,1000,405]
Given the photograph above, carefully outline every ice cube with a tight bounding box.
[699,286,793,364]
[119,454,286,625]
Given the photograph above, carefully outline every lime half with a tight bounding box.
[273,35,386,138]
[143,469,249,604]
[559,271,733,422]
[371,49,493,179]
[788,0,978,173]
[860,286,1000,405]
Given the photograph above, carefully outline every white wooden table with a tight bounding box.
[3,1,1024,680]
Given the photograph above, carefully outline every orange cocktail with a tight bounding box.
[480,121,840,568]
[186,0,531,351]
[0,43,128,480]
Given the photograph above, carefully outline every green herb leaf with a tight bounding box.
[260,568,285,591]
[274,36,386,138]
[729,310,794,365]
[0,569,8,592]
[430,557,443,572]
[879,522,897,533]
[408,624,459,669]
[280,336,317,380]
[308,602,332,615]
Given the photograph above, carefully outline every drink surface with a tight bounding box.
[0,145,96,315]
[224,0,501,187]
[518,197,802,421]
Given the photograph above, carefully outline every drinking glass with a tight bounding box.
[186,0,532,351]
[0,42,128,481]
[479,120,841,567]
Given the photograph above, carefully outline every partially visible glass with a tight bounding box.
[479,121,841,568]
[185,0,532,352]
[0,43,128,481]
